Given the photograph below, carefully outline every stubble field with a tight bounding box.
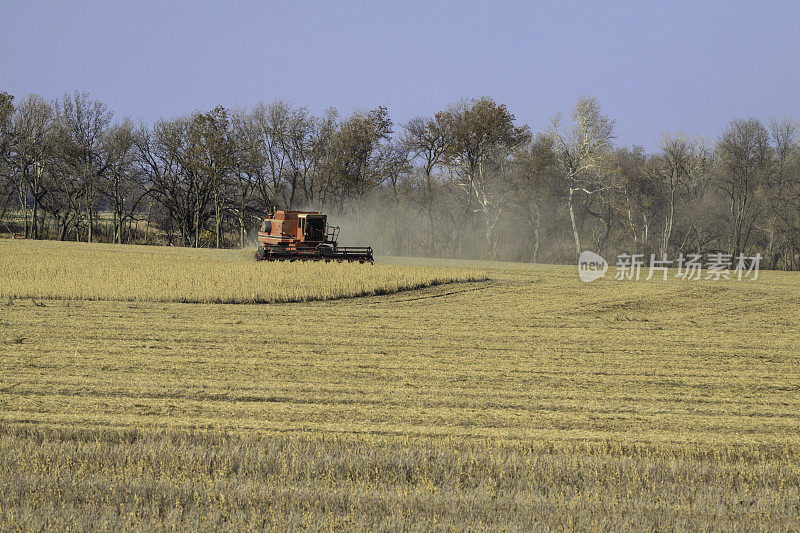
[1,239,799,529]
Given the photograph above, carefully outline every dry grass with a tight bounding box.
[1,242,800,529]
[0,239,484,303]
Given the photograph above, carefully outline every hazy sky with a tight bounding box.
[2,0,798,150]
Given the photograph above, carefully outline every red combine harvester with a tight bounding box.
[255,210,373,263]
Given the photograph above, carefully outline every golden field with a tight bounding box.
[1,239,799,529]
[0,239,483,303]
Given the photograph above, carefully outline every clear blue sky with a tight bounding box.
[2,0,798,151]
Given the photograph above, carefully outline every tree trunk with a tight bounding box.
[86,195,94,243]
[114,208,122,244]
[426,170,435,257]
[485,219,495,261]
[660,189,676,256]
[32,196,39,239]
[145,201,153,244]
[766,215,777,269]
[531,208,540,264]
[214,188,221,249]
[568,187,582,258]
[626,209,639,251]
[194,208,200,248]
[57,213,69,241]
[17,182,28,237]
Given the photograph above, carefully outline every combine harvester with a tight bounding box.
[255,210,373,263]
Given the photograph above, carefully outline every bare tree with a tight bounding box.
[549,95,615,258]
[0,92,14,227]
[137,117,207,247]
[276,104,315,210]
[101,119,149,243]
[229,109,262,246]
[767,118,799,267]
[403,116,447,255]
[512,134,557,262]
[438,97,531,259]
[54,92,112,242]
[188,107,233,248]
[305,108,338,208]
[250,101,305,210]
[607,146,658,254]
[322,106,394,209]
[1,95,55,238]
[653,133,708,255]
[715,118,772,257]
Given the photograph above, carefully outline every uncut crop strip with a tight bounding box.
[0,240,485,303]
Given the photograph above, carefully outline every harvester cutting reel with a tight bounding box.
[256,243,374,263]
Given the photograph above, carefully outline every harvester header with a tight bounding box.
[255,210,373,263]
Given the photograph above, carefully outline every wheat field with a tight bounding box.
[1,240,799,529]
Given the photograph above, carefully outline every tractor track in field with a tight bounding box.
[369,279,498,304]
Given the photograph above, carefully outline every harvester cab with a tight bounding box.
[255,210,373,263]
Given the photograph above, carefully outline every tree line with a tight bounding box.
[1,90,799,268]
